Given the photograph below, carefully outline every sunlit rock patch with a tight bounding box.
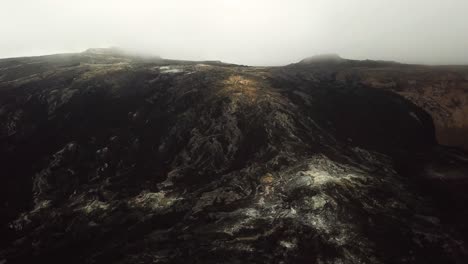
[128,191,179,211]
[78,198,110,215]
[221,74,261,101]
[156,66,185,74]
[79,63,131,80]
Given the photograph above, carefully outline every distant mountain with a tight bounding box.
[296,53,400,67]
[83,47,128,55]
[298,53,345,64]
[0,50,468,263]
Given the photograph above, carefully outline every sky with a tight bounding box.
[1,0,468,66]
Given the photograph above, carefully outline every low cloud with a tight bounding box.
[1,0,468,65]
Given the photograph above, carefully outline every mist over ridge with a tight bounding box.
[1,0,468,66]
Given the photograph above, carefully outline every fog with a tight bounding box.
[1,0,468,66]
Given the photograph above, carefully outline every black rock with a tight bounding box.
[0,51,467,264]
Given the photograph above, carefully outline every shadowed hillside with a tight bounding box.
[291,55,468,151]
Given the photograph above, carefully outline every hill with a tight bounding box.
[1,50,468,263]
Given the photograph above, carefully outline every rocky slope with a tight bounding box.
[1,50,468,263]
[293,55,468,151]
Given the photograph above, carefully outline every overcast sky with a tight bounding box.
[1,0,468,65]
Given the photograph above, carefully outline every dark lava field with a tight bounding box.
[1,49,468,263]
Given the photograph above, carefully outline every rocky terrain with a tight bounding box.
[292,54,468,151]
[1,50,468,263]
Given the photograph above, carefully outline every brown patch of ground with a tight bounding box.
[221,74,261,102]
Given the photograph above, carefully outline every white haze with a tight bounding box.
[1,0,468,66]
